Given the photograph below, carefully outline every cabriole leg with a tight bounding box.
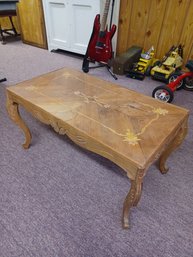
[6,93,32,149]
[122,169,144,229]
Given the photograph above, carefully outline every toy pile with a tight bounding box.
[121,44,193,103]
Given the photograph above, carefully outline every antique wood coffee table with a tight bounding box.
[6,68,189,228]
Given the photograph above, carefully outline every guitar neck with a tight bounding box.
[100,0,111,31]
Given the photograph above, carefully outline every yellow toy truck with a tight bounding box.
[150,45,183,82]
[126,46,158,80]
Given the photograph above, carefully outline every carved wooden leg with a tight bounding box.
[122,169,144,229]
[159,118,188,174]
[6,94,32,149]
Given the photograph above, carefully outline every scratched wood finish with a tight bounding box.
[117,0,193,65]
[17,0,47,49]
[6,68,189,228]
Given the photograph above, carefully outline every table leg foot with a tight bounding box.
[122,216,130,229]
[159,118,188,174]
[6,94,32,149]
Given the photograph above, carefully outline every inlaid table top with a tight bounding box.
[6,68,189,228]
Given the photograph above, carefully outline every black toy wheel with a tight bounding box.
[145,66,152,76]
[152,85,174,103]
[184,76,193,91]
[168,72,184,90]
[153,60,161,67]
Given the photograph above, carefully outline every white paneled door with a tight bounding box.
[42,0,100,54]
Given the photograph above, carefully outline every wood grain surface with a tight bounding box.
[17,0,47,49]
[6,68,189,228]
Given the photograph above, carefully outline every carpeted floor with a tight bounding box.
[0,40,193,257]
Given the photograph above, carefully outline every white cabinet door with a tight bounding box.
[43,0,100,54]
[43,0,70,51]
[70,0,100,54]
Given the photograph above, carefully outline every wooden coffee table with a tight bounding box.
[6,68,189,228]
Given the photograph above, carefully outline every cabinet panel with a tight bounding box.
[70,0,100,54]
[47,0,70,49]
[17,0,47,49]
[43,0,100,54]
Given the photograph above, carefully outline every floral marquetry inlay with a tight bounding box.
[74,90,170,145]
[74,91,110,108]
[123,129,141,145]
[152,108,168,115]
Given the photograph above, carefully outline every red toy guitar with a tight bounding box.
[82,0,116,72]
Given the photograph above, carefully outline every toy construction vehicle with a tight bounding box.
[150,45,183,82]
[126,46,157,80]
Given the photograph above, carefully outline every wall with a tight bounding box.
[117,0,193,64]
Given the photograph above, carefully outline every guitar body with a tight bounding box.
[87,15,116,63]
[82,14,116,72]
[82,0,117,75]
[87,14,101,59]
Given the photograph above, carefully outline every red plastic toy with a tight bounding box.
[152,60,193,103]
